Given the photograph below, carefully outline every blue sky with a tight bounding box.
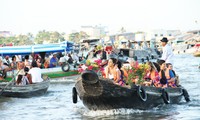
[0,0,200,35]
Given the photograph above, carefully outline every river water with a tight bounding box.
[0,54,200,120]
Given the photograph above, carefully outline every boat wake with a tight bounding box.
[82,108,144,116]
[73,105,164,117]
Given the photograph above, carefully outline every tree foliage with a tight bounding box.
[0,30,76,46]
[0,35,34,46]
[34,30,65,44]
[68,31,89,43]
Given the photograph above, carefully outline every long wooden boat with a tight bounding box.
[0,79,50,98]
[72,70,190,110]
[5,64,79,81]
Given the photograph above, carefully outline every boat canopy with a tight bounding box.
[0,41,74,56]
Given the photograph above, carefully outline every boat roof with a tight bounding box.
[0,41,74,56]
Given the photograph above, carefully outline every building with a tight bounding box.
[80,25,107,39]
[146,29,181,43]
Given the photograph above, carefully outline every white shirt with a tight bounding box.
[59,56,67,63]
[161,44,174,64]
[28,67,43,83]
[72,54,79,62]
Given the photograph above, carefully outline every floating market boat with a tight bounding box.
[0,41,80,80]
[0,78,50,98]
[193,51,200,57]
[72,70,190,110]
[193,43,200,57]
[5,65,79,81]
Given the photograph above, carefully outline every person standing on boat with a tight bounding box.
[160,37,174,65]
[28,61,43,83]
[101,47,107,60]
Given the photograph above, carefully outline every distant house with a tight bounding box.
[81,25,107,39]
[187,30,200,35]
[109,32,135,42]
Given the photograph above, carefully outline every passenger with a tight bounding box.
[16,67,32,85]
[17,61,25,74]
[24,55,31,69]
[28,61,43,83]
[24,67,32,84]
[115,60,126,86]
[101,47,107,60]
[105,58,116,80]
[72,53,79,63]
[93,45,98,58]
[16,75,24,85]
[58,54,65,66]
[157,59,168,88]
[0,58,10,80]
[145,62,161,87]
[10,56,18,78]
[49,53,58,68]
[3,55,11,67]
[125,58,138,84]
[105,58,122,84]
[166,63,176,88]
[0,58,9,71]
[67,53,74,64]
[36,58,42,68]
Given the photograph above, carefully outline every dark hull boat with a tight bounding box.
[0,79,50,98]
[73,70,190,110]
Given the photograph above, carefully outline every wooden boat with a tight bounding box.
[193,43,200,57]
[118,48,160,62]
[5,63,79,81]
[0,41,79,80]
[193,51,200,57]
[0,78,50,98]
[72,70,190,110]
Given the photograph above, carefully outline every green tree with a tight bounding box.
[68,31,89,43]
[35,30,65,44]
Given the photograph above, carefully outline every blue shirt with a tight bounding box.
[49,57,57,68]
